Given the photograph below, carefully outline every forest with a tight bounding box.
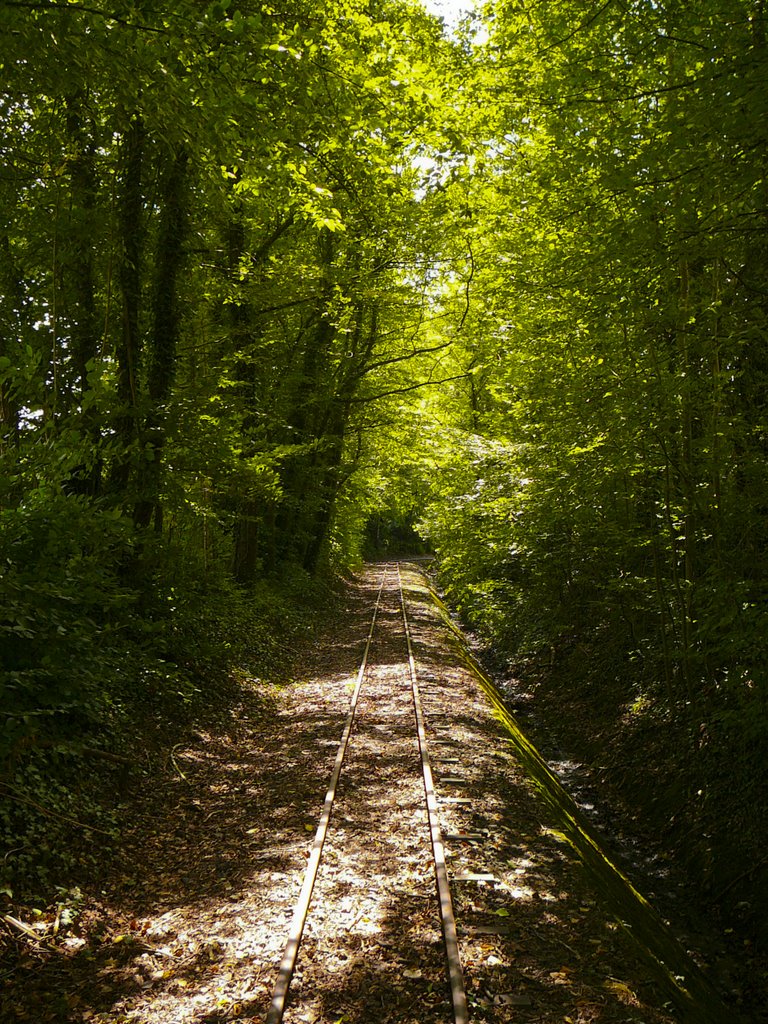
[1,0,767,975]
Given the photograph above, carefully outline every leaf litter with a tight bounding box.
[0,564,693,1024]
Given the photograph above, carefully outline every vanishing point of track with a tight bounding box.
[266,563,469,1024]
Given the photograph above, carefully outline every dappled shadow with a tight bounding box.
[1,571,386,1023]
[0,564,699,1023]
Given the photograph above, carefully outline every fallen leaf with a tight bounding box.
[605,979,636,1003]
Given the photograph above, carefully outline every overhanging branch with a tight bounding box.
[348,372,470,404]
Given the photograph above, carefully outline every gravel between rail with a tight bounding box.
[1,563,707,1023]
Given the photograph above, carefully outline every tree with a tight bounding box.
[403,0,768,918]
[0,0,459,781]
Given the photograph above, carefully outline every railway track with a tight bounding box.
[0,563,736,1024]
[266,563,469,1024]
[263,561,730,1024]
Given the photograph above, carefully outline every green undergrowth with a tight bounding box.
[425,582,732,1024]
[425,564,767,1015]
[0,510,332,904]
[510,645,768,947]
[427,560,768,957]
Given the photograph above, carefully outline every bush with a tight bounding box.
[0,491,140,766]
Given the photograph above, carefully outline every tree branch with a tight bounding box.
[457,240,475,332]
[348,372,470,404]
[1,0,169,33]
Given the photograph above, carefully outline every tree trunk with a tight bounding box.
[109,113,145,497]
[134,146,188,531]
[0,235,23,453]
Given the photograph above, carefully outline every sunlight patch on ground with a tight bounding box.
[9,565,684,1024]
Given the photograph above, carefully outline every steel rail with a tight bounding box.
[265,569,388,1024]
[397,563,470,1024]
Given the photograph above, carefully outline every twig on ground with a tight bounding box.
[169,744,189,782]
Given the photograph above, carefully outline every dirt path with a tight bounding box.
[1,564,725,1023]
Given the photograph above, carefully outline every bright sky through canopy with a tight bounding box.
[421,0,474,30]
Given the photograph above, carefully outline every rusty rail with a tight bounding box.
[265,569,388,1024]
[267,563,468,1024]
[397,563,469,1024]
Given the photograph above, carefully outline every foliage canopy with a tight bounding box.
[1,0,767,935]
